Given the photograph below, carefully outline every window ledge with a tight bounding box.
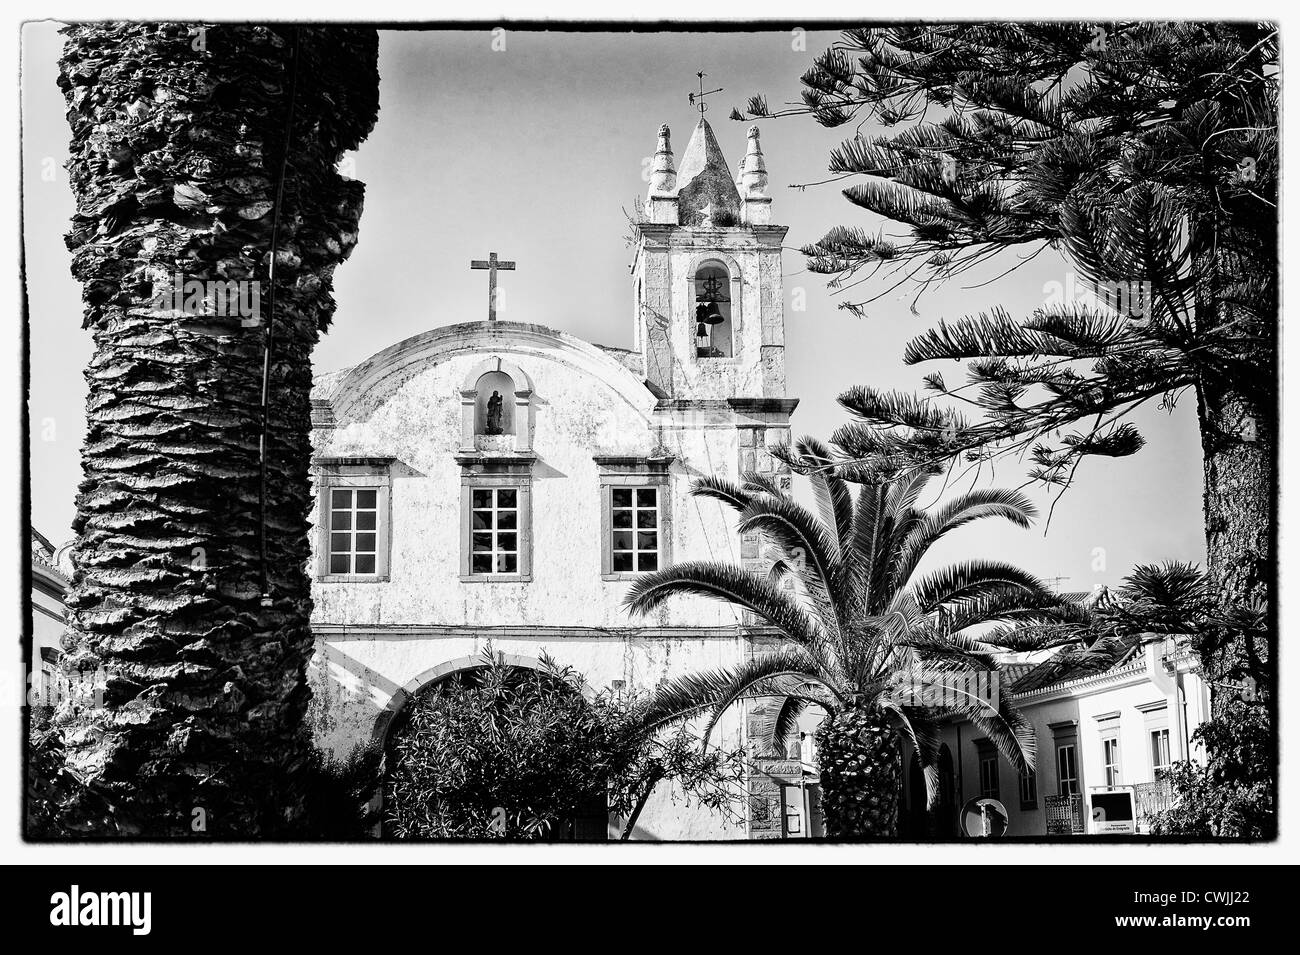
[459,574,533,584]
[318,574,391,584]
[601,572,654,582]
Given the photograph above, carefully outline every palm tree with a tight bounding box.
[625,440,1070,838]
[50,24,379,835]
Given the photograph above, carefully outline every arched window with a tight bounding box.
[693,260,733,358]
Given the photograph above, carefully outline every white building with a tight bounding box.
[900,633,1210,838]
[306,118,804,839]
[29,529,70,708]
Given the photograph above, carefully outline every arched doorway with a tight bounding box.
[380,656,607,840]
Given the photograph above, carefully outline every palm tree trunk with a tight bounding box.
[1195,375,1274,708]
[814,702,901,838]
[53,23,378,836]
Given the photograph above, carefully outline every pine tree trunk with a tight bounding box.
[814,702,901,838]
[53,23,378,836]
[1196,375,1274,709]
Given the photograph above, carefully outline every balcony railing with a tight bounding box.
[1133,778,1176,830]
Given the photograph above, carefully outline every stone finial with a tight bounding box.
[648,124,677,196]
[740,125,769,198]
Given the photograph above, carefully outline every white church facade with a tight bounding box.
[305,118,809,839]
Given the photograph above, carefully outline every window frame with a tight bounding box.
[1150,728,1172,778]
[314,458,394,583]
[468,485,523,577]
[459,463,533,583]
[1102,733,1123,787]
[1139,700,1173,777]
[1050,719,1082,796]
[975,740,1000,800]
[1056,743,1080,796]
[596,456,673,582]
[1019,769,1038,810]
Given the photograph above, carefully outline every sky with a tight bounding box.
[21,23,1207,592]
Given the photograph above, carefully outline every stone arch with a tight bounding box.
[369,651,594,752]
[372,652,605,839]
[458,356,534,452]
[687,251,742,359]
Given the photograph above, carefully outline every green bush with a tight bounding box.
[1150,696,1275,839]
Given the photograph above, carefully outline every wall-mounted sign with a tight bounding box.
[1044,794,1085,835]
[960,797,1008,837]
[1089,789,1136,834]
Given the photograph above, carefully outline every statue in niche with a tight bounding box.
[485,390,504,435]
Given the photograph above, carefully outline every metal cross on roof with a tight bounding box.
[688,70,723,120]
[470,251,516,322]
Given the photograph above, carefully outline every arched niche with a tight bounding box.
[473,371,515,436]
[459,356,533,452]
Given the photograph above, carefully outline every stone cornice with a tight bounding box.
[312,622,757,641]
[654,397,799,415]
[1008,659,1149,704]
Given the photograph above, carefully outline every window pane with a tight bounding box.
[637,553,658,572]
[497,488,517,507]
[636,509,657,528]
[331,489,351,508]
[612,531,633,550]
[329,554,350,574]
[613,552,634,572]
[637,531,658,550]
[612,509,633,528]
[472,533,493,552]
[612,488,633,508]
[496,509,517,529]
[354,554,376,574]
[499,554,518,574]
[472,489,492,509]
[354,533,376,553]
[472,510,492,530]
[330,533,351,554]
[331,510,352,530]
[497,533,517,553]
[472,554,493,574]
[355,511,376,531]
[356,489,377,508]
[636,488,656,507]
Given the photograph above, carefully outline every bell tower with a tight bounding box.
[631,119,789,400]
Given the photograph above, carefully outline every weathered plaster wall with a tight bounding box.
[310,324,747,629]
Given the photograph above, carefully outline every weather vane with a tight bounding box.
[687,70,723,120]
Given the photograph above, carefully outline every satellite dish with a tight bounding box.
[960,797,1009,838]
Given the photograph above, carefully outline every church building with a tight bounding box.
[306,117,811,839]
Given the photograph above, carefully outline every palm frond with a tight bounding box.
[624,561,829,657]
[911,561,1050,613]
[950,695,1037,775]
[639,649,837,740]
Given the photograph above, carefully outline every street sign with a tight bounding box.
[1088,789,1136,834]
[960,797,1008,837]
